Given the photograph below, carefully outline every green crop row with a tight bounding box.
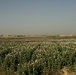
[0,40,76,75]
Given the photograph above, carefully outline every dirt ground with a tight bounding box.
[61,66,76,75]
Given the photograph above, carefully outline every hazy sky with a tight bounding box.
[0,0,76,35]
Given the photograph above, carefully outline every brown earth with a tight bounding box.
[62,66,76,75]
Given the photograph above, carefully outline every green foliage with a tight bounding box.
[0,39,76,75]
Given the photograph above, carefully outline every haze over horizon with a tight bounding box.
[0,0,76,35]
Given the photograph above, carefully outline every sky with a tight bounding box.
[0,0,76,35]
